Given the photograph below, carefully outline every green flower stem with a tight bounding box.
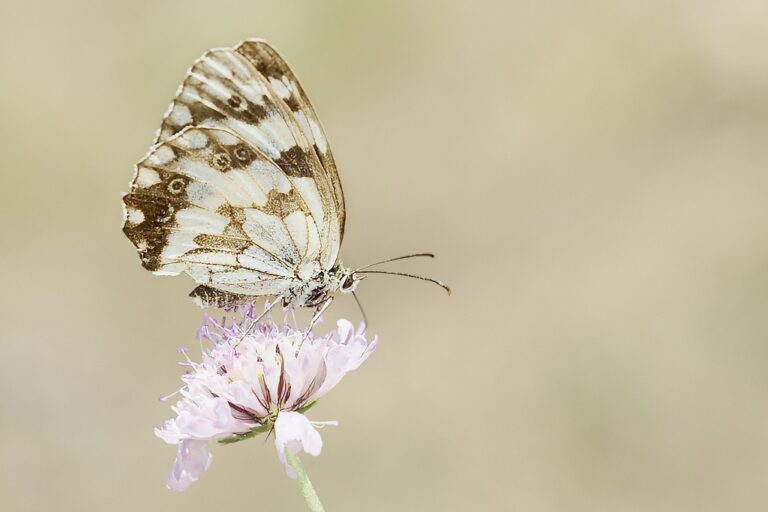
[285,449,326,512]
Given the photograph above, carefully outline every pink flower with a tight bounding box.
[155,308,377,491]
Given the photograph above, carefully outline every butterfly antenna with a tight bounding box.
[357,270,451,295]
[355,253,435,271]
[352,291,369,333]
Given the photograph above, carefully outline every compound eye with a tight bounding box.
[341,275,355,290]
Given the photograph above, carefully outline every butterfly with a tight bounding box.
[122,39,448,321]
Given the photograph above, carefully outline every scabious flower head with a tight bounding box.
[155,304,377,491]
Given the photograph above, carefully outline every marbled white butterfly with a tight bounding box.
[122,39,448,321]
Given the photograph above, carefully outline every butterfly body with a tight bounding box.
[183,261,360,309]
[286,262,361,308]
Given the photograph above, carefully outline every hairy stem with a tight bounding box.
[285,449,326,512]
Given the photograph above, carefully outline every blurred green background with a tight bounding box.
[2,1,768,510]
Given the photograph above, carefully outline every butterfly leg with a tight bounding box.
[294,296,333,353]
[304,296,334,336]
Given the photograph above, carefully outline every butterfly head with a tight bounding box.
[294,264,363,307]
[338,268,363,294]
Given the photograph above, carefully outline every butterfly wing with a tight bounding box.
[123,41,346,306]
[154,44,343,269]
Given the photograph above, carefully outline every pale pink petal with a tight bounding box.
[166,439,213,492]
[155,417,188,444]
[283,341,325,408]
[274,412,325,478]
[234,354,269,405]
[157,397,251,443]
[260,340,281,403]
[313,329,378,399]
[225,380,268,418]
[336,318,355,344]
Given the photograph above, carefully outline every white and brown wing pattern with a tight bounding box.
[123,40,346,307]
[154,42,343,268]
[123,127,321,306]
[234,39,345,241]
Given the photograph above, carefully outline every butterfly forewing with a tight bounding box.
[234,39,346,242]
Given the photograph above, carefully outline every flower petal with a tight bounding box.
[313,330,378,399]
[274,412,326,478]
[166,439,213,492]
[336,318,355,344]
[283,341,325,408]
[155,397,254,443]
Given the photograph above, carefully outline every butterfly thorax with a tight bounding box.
[286,262,361,308]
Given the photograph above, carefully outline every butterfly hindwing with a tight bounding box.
[123,126,332,298]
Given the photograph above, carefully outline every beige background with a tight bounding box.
[2,1,768,511]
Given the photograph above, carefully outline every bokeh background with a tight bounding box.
[2,1,768,510]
